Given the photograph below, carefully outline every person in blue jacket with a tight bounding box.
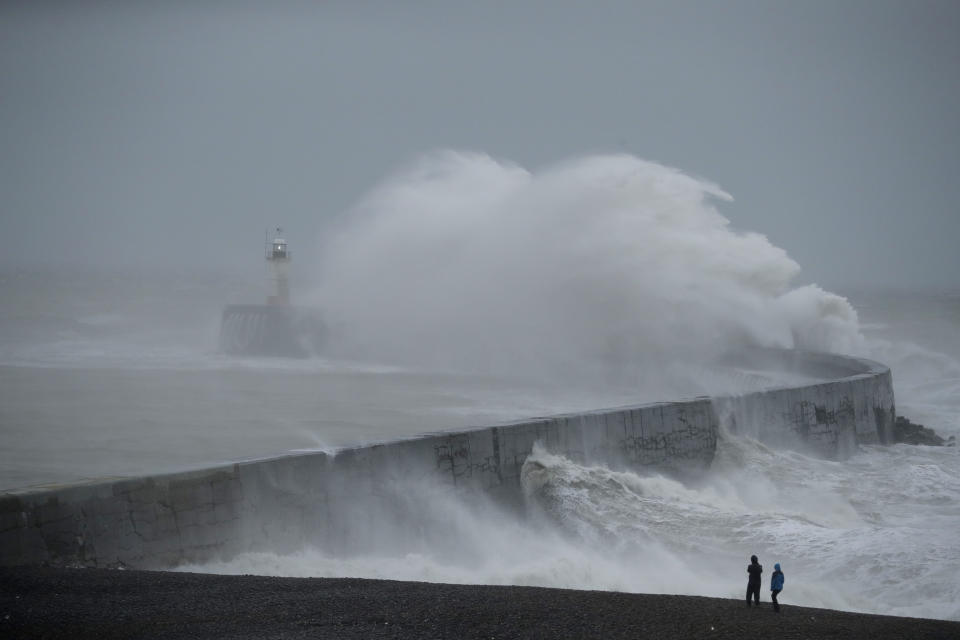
[746,555,763,606]
[770,562,785,612]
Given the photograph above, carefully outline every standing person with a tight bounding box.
[746,555,763,606]
[770,563,785,612]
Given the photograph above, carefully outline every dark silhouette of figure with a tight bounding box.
[746,555,763,606]
[770,562,785,612]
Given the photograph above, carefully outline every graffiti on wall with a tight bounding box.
[788,395,855,444]
[434,433,502,486]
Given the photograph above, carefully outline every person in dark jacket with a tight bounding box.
[746,555,763,606]
[770,562,785,612]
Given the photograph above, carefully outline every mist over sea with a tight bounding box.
[1,154,958,620]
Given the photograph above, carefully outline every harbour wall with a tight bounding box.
[0,349,894,569]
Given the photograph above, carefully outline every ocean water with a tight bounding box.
[2,153,958,620]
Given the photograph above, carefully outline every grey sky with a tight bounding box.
[1,1,957,288]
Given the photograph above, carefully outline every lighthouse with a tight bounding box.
[266,228,291,305]
[219,228,325,357]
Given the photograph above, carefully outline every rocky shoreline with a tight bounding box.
[894,416,956,446]
[2,566,957,639]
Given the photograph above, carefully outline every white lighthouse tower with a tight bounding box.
[266,227,290,305]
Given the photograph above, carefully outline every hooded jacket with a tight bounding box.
[747,559,763,585]
[771,563,784,591]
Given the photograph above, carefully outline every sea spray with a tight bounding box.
[308,151,864,388]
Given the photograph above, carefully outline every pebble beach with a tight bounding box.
[2,567,958,639]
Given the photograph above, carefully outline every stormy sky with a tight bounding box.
[1,1,957,288]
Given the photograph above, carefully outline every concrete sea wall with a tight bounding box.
[0,350,894,569]
[219,305,325,358]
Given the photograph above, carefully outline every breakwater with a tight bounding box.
[0,349,894,569]
[219,304,325,358]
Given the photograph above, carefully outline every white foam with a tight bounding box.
[307,152,865,389]
[182,432,960,620]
